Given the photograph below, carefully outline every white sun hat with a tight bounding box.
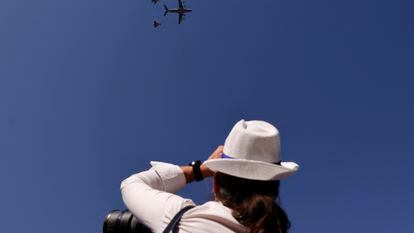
[203,120,299,181]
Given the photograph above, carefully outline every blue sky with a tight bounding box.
[1,0,413,232]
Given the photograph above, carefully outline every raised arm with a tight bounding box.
[120,162,194,232]
[120,146,222,232]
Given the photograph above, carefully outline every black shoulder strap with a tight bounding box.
[162,205,195,233]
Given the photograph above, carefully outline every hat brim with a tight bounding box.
[203,159,299,181]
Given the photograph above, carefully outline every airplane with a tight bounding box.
[163,0,192,24]
[153,20,161,28]
[151,0,159,4]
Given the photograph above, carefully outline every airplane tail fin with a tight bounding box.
[163,5,168,16]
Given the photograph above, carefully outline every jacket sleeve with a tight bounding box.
[120,161,195,232]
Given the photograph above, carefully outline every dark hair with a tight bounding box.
[214,172,291,233]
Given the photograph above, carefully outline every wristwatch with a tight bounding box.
[188,160,204,181]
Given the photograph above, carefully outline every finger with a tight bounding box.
[207,145,222,160]
[214,145,223,154]
[212,145,223,158]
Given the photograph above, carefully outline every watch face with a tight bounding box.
[189,160,201,166]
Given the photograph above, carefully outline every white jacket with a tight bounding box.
[121,161,246,233]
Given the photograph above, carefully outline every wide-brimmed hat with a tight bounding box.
[203,120,299,181]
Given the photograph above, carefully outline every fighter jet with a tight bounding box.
[151,0,159,4]
[163,0,192,24]
[153,20,161,28]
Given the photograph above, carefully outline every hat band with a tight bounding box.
[221,153,281,165]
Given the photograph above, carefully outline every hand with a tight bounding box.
[207,145,223,160]
[201,145,223,178]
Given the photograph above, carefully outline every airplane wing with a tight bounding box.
[178,13,184,24]
[178,0,184,8]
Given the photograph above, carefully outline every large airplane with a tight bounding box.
[163,0,192,24]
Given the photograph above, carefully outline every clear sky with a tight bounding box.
[1,0,413,232]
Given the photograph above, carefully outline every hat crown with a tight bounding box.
[223,120,281,163]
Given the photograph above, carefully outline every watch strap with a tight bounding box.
[188,160,203,181]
